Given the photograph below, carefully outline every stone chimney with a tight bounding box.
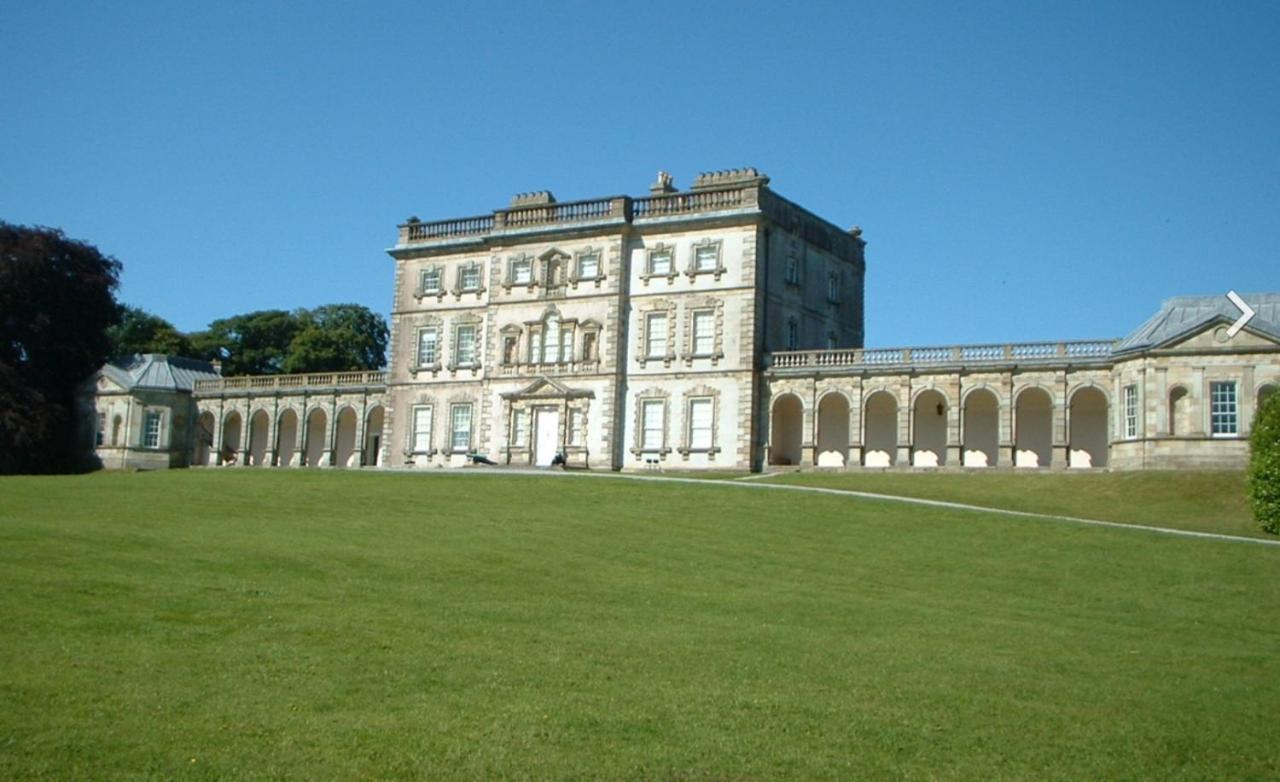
[690,167,770,191]
[510,191,556,207]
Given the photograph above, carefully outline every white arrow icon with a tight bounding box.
[1226,290,1256,338]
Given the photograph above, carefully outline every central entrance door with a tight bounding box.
[534,407,560,467]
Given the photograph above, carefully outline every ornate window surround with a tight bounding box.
[681,297,726,366]
[447,313,483,376]
[570,246,606,289]
[678,385,722,459]
[636,298,677,368]
[578,319,603,364]
[410,315,444,378]
[538,248,569,299]
[640,242,679,286]
[415,264,447,303]
[524,305,580,365]
[452,260,486,299]
[447,397,475,453]
[630,387,672,458]
[499,323,523,366]
[686,237,726,281]
[784,242,802,287]
[502,253,536,292]
[404,403,437,458]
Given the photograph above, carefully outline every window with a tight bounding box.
[1123,385,1138,438]
[502,336,518,365]
[455,324,477,366]
[641,400,664,450]
[96,413,105,446]
[692,310,714,355]
[450,404,472,451]
[568,410,584,446]
[785,253,800,284]
[578,253,600,279]
[688,398,713,450]
[561,328,574,364]
[542,315,561,364]
[694,243,718,272]
[411,405,432,452]
[544,257,561,288]
[513,410,529,447]
[143,410,162,448]
[649,249,672,276]
[1210,381,1238,435]
[417,327,438,366]
[646,313,667,358]
[826,332,837,350]
[828,273,840,303]
[786,319,799,350]
[460,265,480,291]
[511,258,532,285]
[420,268,442,295]
[582,331,598,362]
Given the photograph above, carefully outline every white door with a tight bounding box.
[534,408,560,467]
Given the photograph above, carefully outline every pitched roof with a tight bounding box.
[100,354,222,392]
[1115,293,1280,354]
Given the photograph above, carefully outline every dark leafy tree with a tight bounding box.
[107,305,191,357]
[189,309,301,376]
[1249,391,1280,534]
[284,303,389,373]
[0,222,121,473]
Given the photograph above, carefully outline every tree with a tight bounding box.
[189,309,301,376]
[283,303,389,373]
[1249,391,1280,534]
[0,222,121,473]
[107,305,191,357]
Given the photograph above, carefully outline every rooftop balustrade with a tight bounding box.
[193,370,388,394]
[767,340,1117,372]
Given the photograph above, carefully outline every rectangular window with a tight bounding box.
[421,268,441,294]
[646,313,667,358]
[641,400,664,450]
[692,310,714,355]
[417,327,438,366]
[511,258,532,285]
[561,329,573,363]
[1210,381,1238,435]
[785,255,800,284]
[143,410,162,448]
[578,254,600,279]
[649,250,672,276]
[411,405,432,452]
[694,244,718,272]
[513,409,529,447]
[826,332,837,350]
[96,413,105,446]
[455,324,477,365]
[786,320,799,350]
[568,410,584,446]
[688,398,713,450]
[828,273,840,303]
[1123,385,1138,438]
[450,404,472,451]
[502,336,517,365]
[582,331,598,362]
[460,265,480,291]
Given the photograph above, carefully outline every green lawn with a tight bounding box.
[2,470,1278,779]
[762,469,1264,538]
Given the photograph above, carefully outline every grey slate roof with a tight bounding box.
[1115,293,1280,354]
[101,354,222,392]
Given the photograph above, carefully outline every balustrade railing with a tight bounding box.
[193,370,388,393]
[632,188,748,218]
[405,215,494,241]
[767,340,1116,371]
[496,360,602,377]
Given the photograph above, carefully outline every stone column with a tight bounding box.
[1051,372,1069,469]
[897,380,912,467]
[946,376,962,466]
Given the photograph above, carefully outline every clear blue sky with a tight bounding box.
[3,1,1277,347]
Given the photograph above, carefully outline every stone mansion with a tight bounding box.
[87,168,1280,472]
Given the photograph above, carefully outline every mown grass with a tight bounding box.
[761,469,1263,538]
[1,470,1278,779]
